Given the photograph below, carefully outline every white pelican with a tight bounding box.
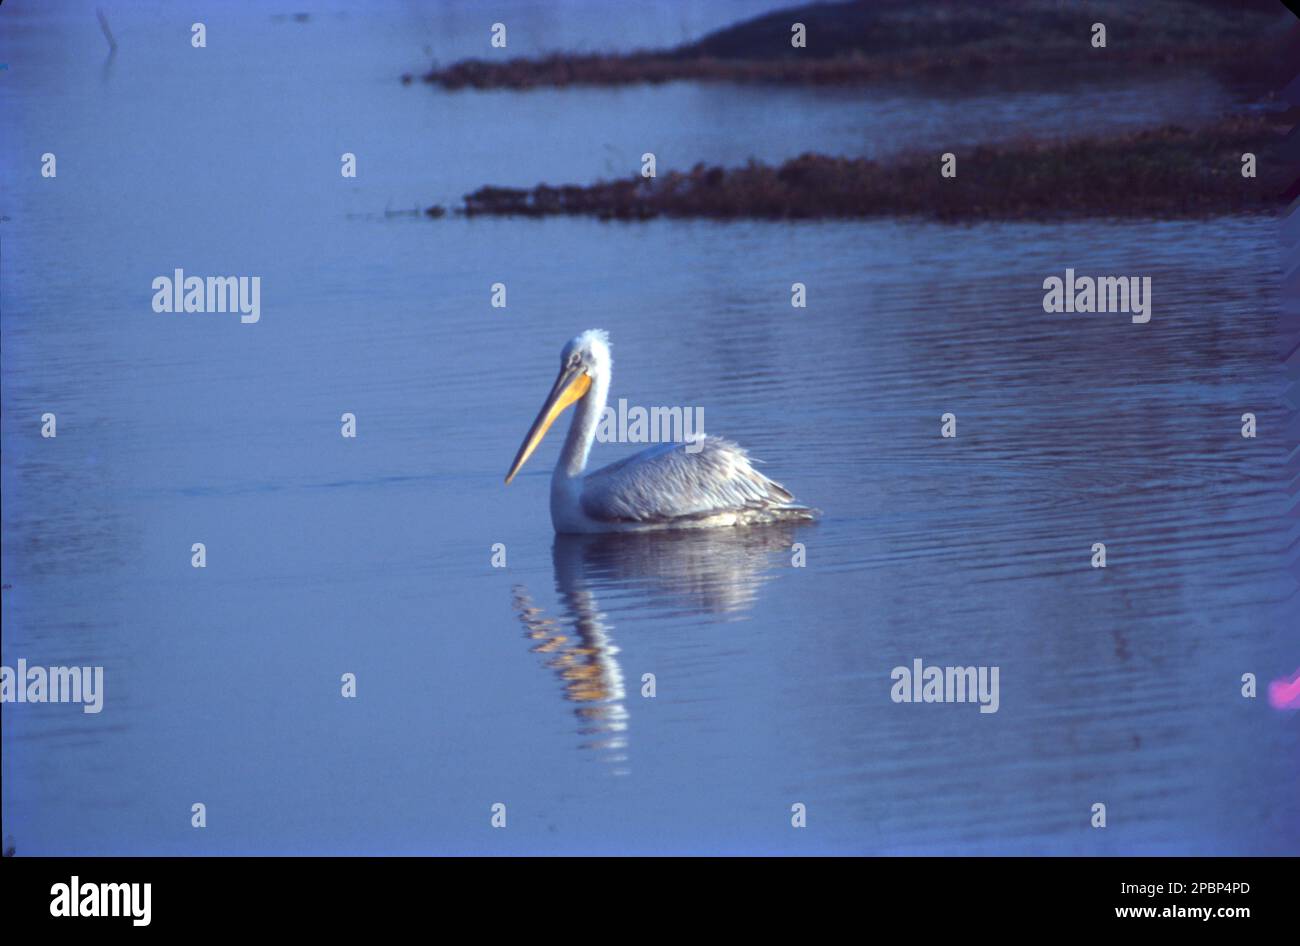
[505,330,816,533]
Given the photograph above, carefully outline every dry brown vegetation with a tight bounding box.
[450,116,1287,222]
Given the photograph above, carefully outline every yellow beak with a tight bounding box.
[505,365,592,484]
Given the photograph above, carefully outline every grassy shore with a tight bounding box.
[447,116,1286,222]
[416,0,1285,90]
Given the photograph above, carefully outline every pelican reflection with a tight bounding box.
[510,523,806,774]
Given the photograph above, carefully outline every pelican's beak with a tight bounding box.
[505,364,592,484]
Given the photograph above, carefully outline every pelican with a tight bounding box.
[505,330,816,533]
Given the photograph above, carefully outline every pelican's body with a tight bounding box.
[506,330,815,534]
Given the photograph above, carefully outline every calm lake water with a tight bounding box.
[2,1,1295,855]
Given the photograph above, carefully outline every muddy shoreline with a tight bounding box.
[411,0,1285,91]
[439,116,1285,223]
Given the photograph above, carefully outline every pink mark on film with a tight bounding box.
[1267,669,1300,710]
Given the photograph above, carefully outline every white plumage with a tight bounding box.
[506,330,815,534]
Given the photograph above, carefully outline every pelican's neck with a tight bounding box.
[556,366,609,479]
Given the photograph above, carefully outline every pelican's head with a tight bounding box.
[505,330,611,484]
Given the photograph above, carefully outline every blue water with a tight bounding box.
[2,1,1295,855]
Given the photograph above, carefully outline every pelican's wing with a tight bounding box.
[580,436,810,524]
